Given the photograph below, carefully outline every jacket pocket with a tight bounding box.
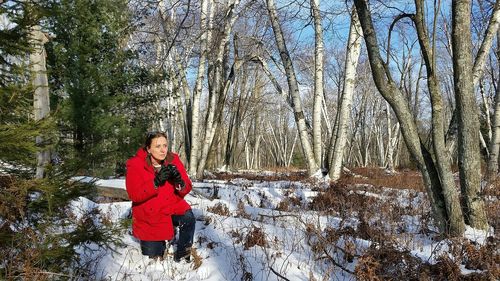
[137,198,170,224]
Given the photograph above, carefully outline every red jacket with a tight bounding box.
[125,148,192,241]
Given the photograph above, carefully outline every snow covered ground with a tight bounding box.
[69,172,496,281]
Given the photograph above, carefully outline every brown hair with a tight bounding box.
[143,131,168,150]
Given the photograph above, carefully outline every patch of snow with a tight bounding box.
[464,225,490,245]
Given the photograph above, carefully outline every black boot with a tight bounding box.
[174,247,191,263]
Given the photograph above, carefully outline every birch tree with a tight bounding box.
[310,0,324,167]
[188,0,211,176]
[487,29,500,180]
[196,0,242,178]
[30,25,50,179]
[266,0,319,175]
[329,7,362,181]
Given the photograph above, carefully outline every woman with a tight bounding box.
[125,131,195,262]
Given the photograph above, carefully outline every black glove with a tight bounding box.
[166,164,185,190]
[154,165,169,188]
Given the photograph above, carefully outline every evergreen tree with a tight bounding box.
[0,1,49,170]
[46,0,149,177]
[0,2,128,278]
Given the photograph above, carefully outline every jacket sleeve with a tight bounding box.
[125,159,158,203]
[173,154,192,198]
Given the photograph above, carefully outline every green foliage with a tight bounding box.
[0,1,52,171]
[0,1,42,85]
[46,0,150,177]
[0,168,124,279]
[0,119,56,169]
[0,2,129,279]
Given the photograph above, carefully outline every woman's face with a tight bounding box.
[147,136,168,164]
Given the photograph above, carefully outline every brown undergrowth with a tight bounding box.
[340,167,425,191]
[304,169,498,280]
[207,167,498,279]
[212,169,308,182]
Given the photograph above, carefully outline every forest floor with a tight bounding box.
[71,167,499,280]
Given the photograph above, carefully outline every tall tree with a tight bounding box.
[452,0,488,230]
[310,0,324,167]
[329,6,363,181]
[487,29,500,180]
[0,1,51,170]
[413,0,465,235]
[187,0,211,176]
[266,0,319,175]
[353,0,452,234]
[30,25,51,179]
[47,0,145,176]
[195,0,241,178]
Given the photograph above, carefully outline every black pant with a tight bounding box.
[140,240,165,257]
[172,209,196,260]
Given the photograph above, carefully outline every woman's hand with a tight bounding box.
[166,164,185,190]
[154,165,170,188]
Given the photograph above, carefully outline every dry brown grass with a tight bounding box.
[190,247,203,270]
[212,170,309,182]
[206,202,230,217]
[244,227,267,249]
[340,167,425,191]
[355,244,423,280]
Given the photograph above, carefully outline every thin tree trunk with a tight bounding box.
[452,0,488,230]
[196,0,240,178]
[311,0,324,167]
[188,0,211,176]
[414,0,465,235]
[385,102,396,171]
[329,6,362,180]
[266,0,319,175]
[472,1,500,87]
[30,25,50,179]
[487,30,500,180]
[354,0,449,233]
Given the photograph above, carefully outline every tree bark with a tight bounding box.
[196,0,240,178]
[329,7,362,181]
[413,0,465,235]
[353,0,449,233]
[446,1,500,151]
[188,0,210,176]
[487,29,500,180]
[266,0,319,175]
[452,0,488,230]
[311,0,324,167]
[30,25,50,179]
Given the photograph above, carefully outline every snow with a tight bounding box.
[463,225,491,245]
[67,174,496,280]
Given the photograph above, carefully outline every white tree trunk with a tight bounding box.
[188,0,211,176]
[30,26,50,179]
[472,1,500,87]
[385,102,397,172]
[196,0,240,178]
[329,7,362,180]
[487,29,500,180]
[266,0,319,175]
[311,0,324,167]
